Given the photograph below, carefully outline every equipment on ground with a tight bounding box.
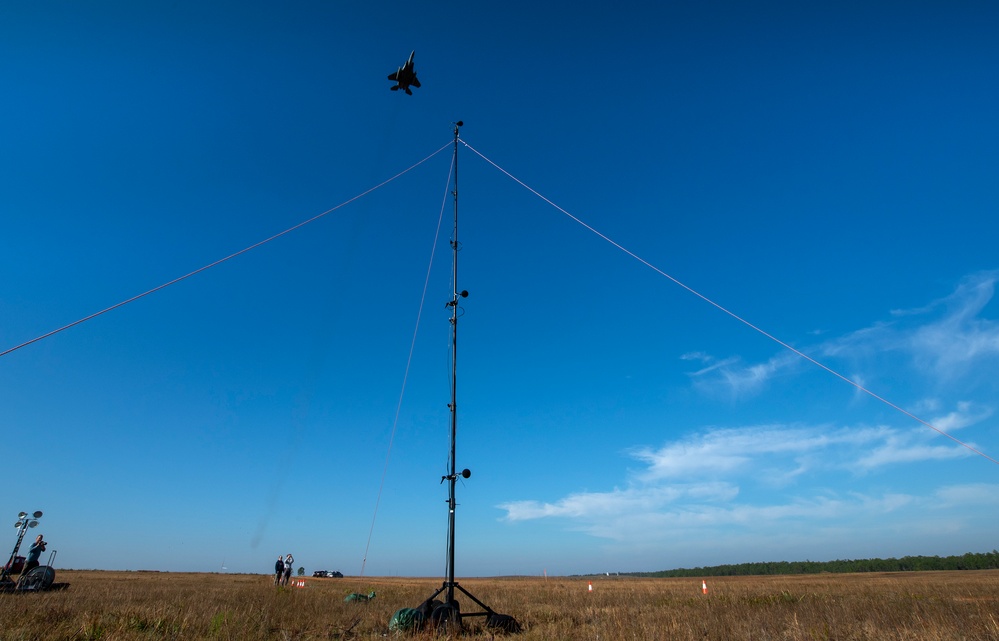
[0,510,60,593]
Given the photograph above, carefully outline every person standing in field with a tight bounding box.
[23,535,46,573]
[274,555,285,585]
[283,553,294,586]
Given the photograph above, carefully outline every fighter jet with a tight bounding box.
[388,50,420,95]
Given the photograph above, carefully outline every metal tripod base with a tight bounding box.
[420,581,521,633]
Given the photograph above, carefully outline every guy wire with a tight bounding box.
[359,148,455,577]
[460,138,998,467]
[0,142,452,359]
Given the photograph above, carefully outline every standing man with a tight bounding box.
[274,555,285,585]
[24,535,46,573]
[283,553,294,586]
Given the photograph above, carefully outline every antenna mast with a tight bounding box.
[415,122,519,633]
[445,119,464,601]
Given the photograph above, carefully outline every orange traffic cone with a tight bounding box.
[588,581,593,592]
[702,580,708,595]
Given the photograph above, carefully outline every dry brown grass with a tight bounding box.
[1,570,997,640]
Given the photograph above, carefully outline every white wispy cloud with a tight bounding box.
[500,482,738,522]
[854,439,971,469]
[687,270,999,398]
[686,352,800,398]
[932,483,999,508]
[928,401,992,432]
[864,270,999,383]
[497,420,986,545]
[628,424,883,482]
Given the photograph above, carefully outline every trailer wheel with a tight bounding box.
[18,566,55,591]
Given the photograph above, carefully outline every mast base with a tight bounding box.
[416,580,522,633]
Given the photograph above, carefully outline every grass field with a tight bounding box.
[0,569,997,640]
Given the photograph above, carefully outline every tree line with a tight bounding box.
[621,550,999,577]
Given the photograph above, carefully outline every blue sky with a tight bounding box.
[3,1,998,577]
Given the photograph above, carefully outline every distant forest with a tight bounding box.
[619,550,999,577]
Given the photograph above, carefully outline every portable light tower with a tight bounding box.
[0,510,42,586]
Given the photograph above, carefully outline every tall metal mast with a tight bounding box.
[445,119,463,602]
[418,121,518,634]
